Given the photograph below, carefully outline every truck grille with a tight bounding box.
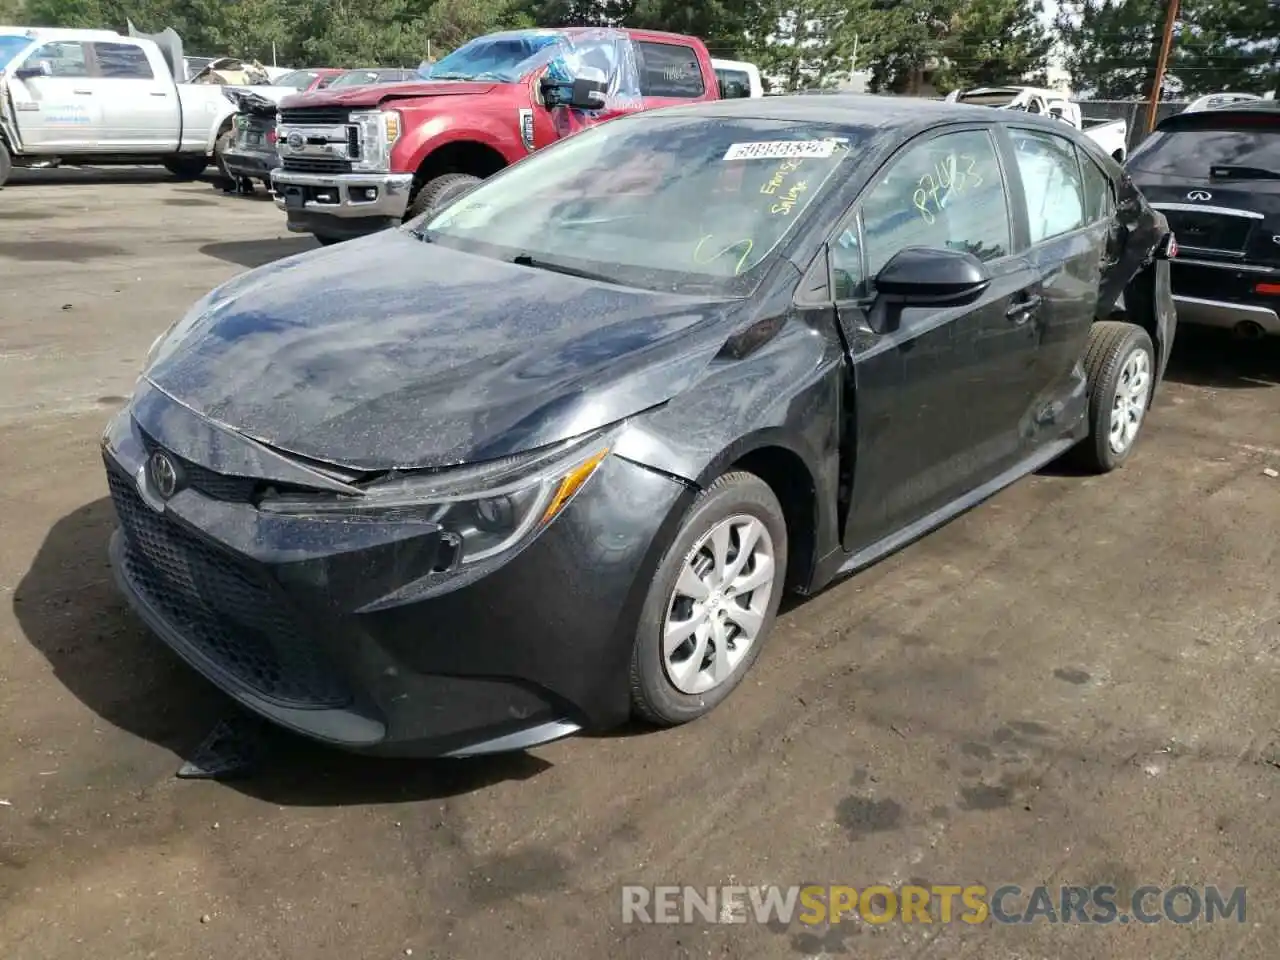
[279,107,351,126]
[1162,210,1254,255]
[107,464,352,708]
[280,156,353,175]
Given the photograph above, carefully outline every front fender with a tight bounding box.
[613,311,847,590]
[393,112,524,175]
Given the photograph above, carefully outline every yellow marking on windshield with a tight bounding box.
[694,234,754,275]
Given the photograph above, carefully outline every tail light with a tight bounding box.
[266,127,278,145]
[1256,282,1280,296]
[1156,232,1177,259]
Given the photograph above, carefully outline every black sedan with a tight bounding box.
[102,96,1176,758]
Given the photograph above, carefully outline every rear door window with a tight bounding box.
[1010,128,1086,242]
[1078,150,1114,224]
[92,42,154,79]
[636,41,704,98]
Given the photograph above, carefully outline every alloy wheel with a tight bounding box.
[662,514,777,696]
[1109,346,1152,456]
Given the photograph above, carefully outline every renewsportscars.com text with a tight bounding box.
[621,884,1247,926]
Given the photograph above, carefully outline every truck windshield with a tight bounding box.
[0,34,31,69]
[422,32,561,82]
[1130,127,1280,179]
[417,114,867,296]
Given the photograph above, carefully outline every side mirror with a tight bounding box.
[866,247,991,333]
[541,64,608,111]
[16,60,52,80]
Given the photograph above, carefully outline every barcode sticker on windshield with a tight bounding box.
[724,139,839,161]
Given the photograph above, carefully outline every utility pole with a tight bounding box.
[1147,0,1179,132]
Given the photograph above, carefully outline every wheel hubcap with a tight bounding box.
[662,514,777,696]
[1109,346,1151,455]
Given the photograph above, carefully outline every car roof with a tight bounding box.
[655,93,1038,131]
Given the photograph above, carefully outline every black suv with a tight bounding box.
[1126,101,1280,338]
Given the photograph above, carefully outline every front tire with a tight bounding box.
[404,172,483,222]
[0,140,12,188]
[1073,320,1155,473]
[163,155,208,180]
[629,471,788,727]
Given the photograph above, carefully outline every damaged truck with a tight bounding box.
[270,27,720,245]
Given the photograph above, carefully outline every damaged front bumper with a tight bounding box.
[271,168,415,239]
[100,396,689,758]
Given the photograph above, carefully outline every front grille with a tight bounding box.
[280,156,353,175]
[1163,210,1254,254]
[279,107,351,126]
[139,432,257,502]
[107,466,351,708]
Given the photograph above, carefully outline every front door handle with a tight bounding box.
[149,91,168,97]
[72,88,93,95]
[1006,294,1043,324]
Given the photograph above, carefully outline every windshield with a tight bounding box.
[0,34,31,69]
[421,31,561,82]
[329,70,388,88]
[417,114,864,296]
[276,69,319,90]
[1131,128,1280,178]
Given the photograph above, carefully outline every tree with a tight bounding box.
[1056,0,1280,98]
[938,0,1051,89]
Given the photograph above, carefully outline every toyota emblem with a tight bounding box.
[286,131,304,150]
[1186,190,1213,201]
[147,451,180,500]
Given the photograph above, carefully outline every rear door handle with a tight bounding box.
[149,91,168,97]
[1006,293,1043,323]
[72,88,93,95]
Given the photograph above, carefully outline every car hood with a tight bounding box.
[143,231,737,472]
[282,80,501,109]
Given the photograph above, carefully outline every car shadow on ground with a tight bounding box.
[6,165,211,187]
[14,498,554,806]
[199,236,318,269]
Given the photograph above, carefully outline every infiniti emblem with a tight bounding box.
[1186,190,1213,201]
[287,131,304,150]
[147,451,179,500]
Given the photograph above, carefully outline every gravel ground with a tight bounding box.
[1,167,1278,960]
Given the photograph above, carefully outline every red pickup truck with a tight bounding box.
[271,27,720,245]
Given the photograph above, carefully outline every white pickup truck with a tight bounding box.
[0,26,293,187]
[944,86,1130,162]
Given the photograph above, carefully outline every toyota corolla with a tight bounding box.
[102,96,1176,758]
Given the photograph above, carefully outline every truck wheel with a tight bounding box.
[629,471,788,727]
[0,140,11,188]
[1070,321,1155,473]
[163,156,209,180]
[404,173,482,222]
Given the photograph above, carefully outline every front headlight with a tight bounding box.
[350,108,400,172]
[258,432,614,565]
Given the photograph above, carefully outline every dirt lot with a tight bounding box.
[1,167,1278,960]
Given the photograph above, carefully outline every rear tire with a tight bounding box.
[629,471,788,727]
[213,127,235,184]
[404,172,483,222]
[0,140,12,188]
[163,155,208,180]
[1071,320,1155,473]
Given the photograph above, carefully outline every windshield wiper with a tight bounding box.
[511,253,620,285]
[427,72,474,81]
[1210,164,1280,181]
